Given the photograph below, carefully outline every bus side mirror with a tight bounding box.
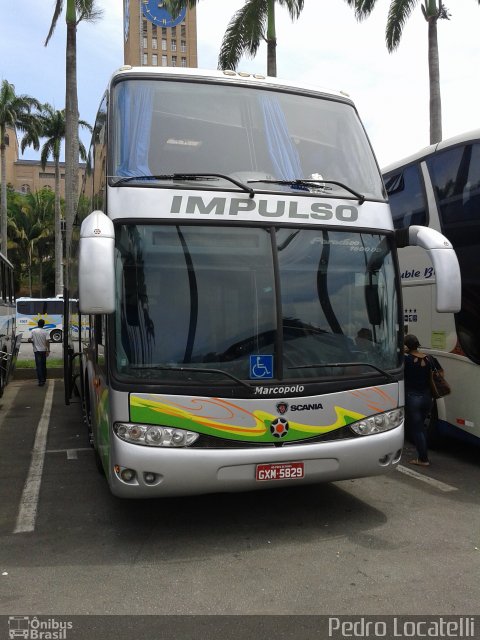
[79,210,115,314]
[405,225,461,313]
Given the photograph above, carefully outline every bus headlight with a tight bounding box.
[114,422,199,447]
[350,407,404,436]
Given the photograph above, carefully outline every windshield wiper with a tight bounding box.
[129,364,253,390]
[287,362,395,382]
[246,178,365,204]
[111,173,255,198]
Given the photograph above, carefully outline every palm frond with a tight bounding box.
[386,0,419,51]
[45,0,64,46]
[76,0,103,25]
[164,0,198,14]
[218,0,268,71]
[345,0,379,21]
[276,0,305,20]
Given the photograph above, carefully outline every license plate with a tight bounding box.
[256,461,304,481]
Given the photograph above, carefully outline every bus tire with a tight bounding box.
[50,329,62,343]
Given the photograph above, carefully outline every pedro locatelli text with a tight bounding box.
[328,617,475,638]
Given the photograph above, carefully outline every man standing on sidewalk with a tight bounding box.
[31,319,50,387]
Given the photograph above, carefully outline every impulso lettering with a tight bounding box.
[171,196,359,222]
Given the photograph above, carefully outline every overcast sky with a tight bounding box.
[2,0,480,168]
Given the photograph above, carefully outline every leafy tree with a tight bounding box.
[21,104,91,295]
[345,1,478,144]
[8,189,54,296]
[166,0,305,76]
[0,80,41,257]
[45,0,102,286]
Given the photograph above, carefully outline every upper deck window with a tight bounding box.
[111,79,385,201]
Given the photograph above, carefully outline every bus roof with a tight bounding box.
[110,66,354,106]
[382,128,480,174]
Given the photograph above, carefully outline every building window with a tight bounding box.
[181,40,187,52]
[162,55,168,66]
[162,28,167,37]
[142,20,148,35]
[143,37,148,49]
[152,38,158,49]
[143,53,148,65]
[181,57,187,67]
[172,56,177,67]
[181,25,186,38]
[152,54,158,66]
[4,134,9,146]
[162,39,167,51]
[152,25,157,35]
[171,40,177,52]
[21,184,31,194]
[171,27,176,37]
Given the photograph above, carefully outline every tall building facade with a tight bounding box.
[1,126,85,198]
[124,0,198,68]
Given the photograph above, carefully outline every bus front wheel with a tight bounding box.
[50,329,62,343]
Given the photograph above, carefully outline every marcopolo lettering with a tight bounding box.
[171,196,359,222]
[255,385,305,395]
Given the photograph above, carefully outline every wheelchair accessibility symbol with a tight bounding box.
[249,355,274,379]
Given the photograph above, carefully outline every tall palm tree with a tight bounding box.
[166,0,305,76]
[21,104,91,295]
[45,0,102,285]
[0,80,40,257]
[346,1,479,144]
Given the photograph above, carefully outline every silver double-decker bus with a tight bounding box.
[65,67,460,497]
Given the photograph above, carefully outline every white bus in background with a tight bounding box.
[65,66,460,498]
[383,129,480,446]
[16,297,66,343]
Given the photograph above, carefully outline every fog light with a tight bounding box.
[120,468,136,482]
[144,472,156,484]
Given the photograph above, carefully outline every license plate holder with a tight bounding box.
[256,461,304,481]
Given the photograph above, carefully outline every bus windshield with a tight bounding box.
[110,78,385,201]
[114,224,400,383]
